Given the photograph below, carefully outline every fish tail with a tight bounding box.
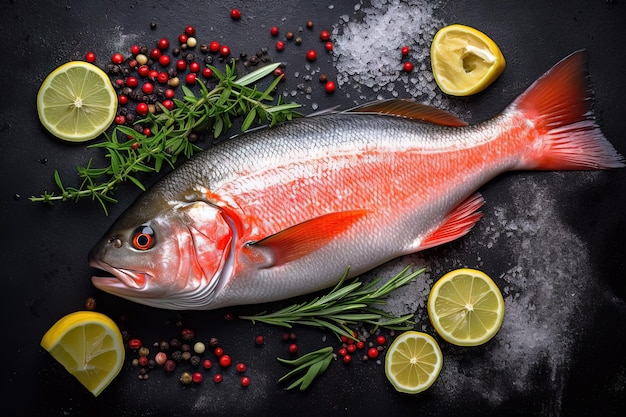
[513,50,624,170]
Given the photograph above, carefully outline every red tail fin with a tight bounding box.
[513,50,624,170]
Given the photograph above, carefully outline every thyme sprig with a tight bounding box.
[277,346,334,391]
[240,266,423,341]
[30,62,301,214]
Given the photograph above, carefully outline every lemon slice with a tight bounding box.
[37,61,117,142]
[427,268,505,346]
[384,331,443,394]
[41,311,125,397]
[430,24,506,96]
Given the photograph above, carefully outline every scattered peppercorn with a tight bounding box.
[128,338,142,350]
[203,359,212,369]
[401,46,410,56]
[403,61,414,72]
[230,8,241,20]
[306,49,317,61]
[219,354,232,368]
[288,343,298,354]
[270,26,279,36]
[255,335,265,346]
[235,363,246,373]
[325,80,336,93]
[85,52,96,63]
[213,373,223,383]
[138,346,150,357]
[193,341,206,354]
[150,22,157,30]
[155,352,167,365]
[192,371,203,383]
[276,40,285,52]
[306,20,314,29]
[214,347,224,357]
[83,296,97,310]
[367,347,379,359]
[164,359,176,372]
[241,376,251,387]
[180,372,193,385]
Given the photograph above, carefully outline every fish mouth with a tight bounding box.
[89,258,151,293]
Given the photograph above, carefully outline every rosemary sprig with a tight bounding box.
[240,266,424,341]
[277,346,334,391]
[30,62,301,214]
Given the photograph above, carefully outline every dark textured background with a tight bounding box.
[1,1,624,416]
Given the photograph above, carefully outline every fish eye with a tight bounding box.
[131,224,155,250]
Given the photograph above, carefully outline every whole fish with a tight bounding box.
[89,51,623,310]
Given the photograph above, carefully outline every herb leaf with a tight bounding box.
[277,346,334,391]
[30,62,301,213]
[240,266,423,341]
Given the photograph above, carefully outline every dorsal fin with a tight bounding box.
[348,99,467,127]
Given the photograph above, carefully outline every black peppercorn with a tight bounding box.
[171,350,183,361]
[150,22,157,30]
[172,47,180,56]
[190,355,201,366]
[204,55,213,65]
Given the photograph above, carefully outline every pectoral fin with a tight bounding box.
[243,210,370,268]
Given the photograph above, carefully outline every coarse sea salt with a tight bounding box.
[368,173,609,412]
[332,0,447,106]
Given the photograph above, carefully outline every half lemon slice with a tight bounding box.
[430,24,506,96]
[37,61,117,142]
[384,331,443,394]
[41,311,125,396]
[427,268,505,346]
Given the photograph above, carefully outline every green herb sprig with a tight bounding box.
[277,346,334,391]
[30,62,301,214]
[240,266,423,341]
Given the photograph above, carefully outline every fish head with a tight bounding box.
[89,192,234,310]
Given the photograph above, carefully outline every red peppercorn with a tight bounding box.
[184,25,195,36]
[241,376,251,387]
[213,374,223,383]
[203,359,213,369]
[178,33,188,44]
[137,65,150,77]
[138,356,149,366]
[275,40,285,52]
[230,8,241,20]
[219,354,232,368]
[162,99,174,110]
[131,44,141,55]
[149,47,162,60]
[219,45,231,57]
[126,76,139,88]
[142,82,154,94]
[403,61,414,72]
[114,78,124,88]
[157,71,169,84]
[192,372,203,384]
[158,54,170,66]
[85,52,96,63]
[164,359,176,372]
[288,343,298,354]
[376,335,386,345]
[325,80,336,93]
[148,69,159,80]
[367,347,379,359]
[185,73,196,85]
[209,41,220,53]
[340,335,349,343]
[155,352,167,365]
[401,46,410,56]
[236,363,246,373]
[343,354,352,364]
[255,335,265,346]
[188,61,201,73]
[118,94,128,105]
[347,343,357,353]
[176,59,187,71]
[128,59,137,68]
[214,347,224,357]
[115,114,126,125]
[143,127,151,136]
[325,41,333,52]
[128,338,142,350]
[270,26,279,36]
[202,67,213,78]
[306,49,317,61]
[356,341,365,350]
[320,30,330,41]
[136,102,149,116]
[338,347,347,357]
[111,53,124,64]
[158,37,170,50]
[165,88,175,99]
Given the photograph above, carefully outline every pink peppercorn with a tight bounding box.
[192,372,203,384]
[241,376,251,387]
[155,352,167,365]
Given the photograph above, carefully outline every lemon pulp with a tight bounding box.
[427,268,505,346]
[37,61,117,142]
[384,331,443,394]
[41,311,125,396]
[430,24,506,96]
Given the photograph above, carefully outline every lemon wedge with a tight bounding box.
[41,311,125,396]
[37,61,117,142]
[427,268,505,346]
[430,24,506,96]
[384,331,443,394]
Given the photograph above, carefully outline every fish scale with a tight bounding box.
[89,51,623,310]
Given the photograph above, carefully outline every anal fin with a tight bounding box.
[418,193,485,251]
